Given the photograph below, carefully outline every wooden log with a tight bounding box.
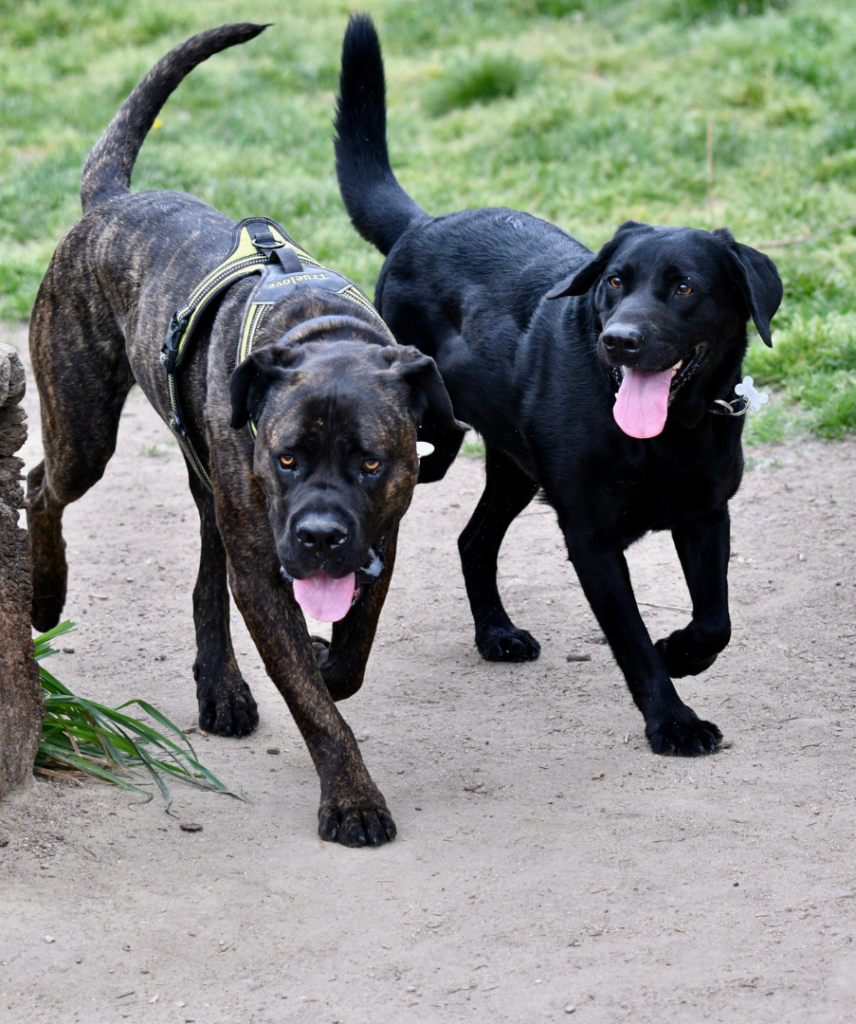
[0,343,42,799]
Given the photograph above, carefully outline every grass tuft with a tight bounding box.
[427,54,528,115]
[745,314,856,438]
[34,621,245,812]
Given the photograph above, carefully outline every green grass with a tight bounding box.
[2,0,856,437]
[35,621,244,812]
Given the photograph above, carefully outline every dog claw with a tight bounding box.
[197,682,259,737]
[476,625,540,663]
[318,800,396,847]
[646,714,722,757]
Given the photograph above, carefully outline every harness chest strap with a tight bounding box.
[161,217,395,486]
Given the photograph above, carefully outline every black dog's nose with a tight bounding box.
[295,517,348,553]
[601,323,644,362]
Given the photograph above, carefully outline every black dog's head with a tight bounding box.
[230,324,466,621]
[547,222,782,438]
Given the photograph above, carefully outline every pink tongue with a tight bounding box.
[292,571,356,623]
[613,367,673,439]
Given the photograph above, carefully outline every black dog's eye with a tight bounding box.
[607,275,622,289]
[279,454,295,469]
[362,459,382,474]
[676,282,693,296]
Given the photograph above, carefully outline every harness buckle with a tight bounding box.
[168,410,186,437]
[247,224,284,255]
[161,311,189,374]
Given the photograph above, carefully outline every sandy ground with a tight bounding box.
[0,319,854,1024]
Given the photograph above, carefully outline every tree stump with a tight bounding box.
[0,343,42,799]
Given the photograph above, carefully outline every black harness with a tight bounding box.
[161,217,395,486]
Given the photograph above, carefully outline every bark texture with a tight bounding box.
[0,343,41,799]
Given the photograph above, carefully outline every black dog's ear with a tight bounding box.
[718,231,783,348]
[381,347,469,432]
[230,346,300,429]
[546,221,648,300]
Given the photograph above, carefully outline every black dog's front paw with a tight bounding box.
[647,711,722,757]
[477,625,541,663]
[196,664,259,737]
[656,629,724,677]
[318,792,397,847]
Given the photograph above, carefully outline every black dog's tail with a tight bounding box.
[334,15,427,256]
[80,23,268,213]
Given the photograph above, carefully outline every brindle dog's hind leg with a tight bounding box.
[311,527,399,701]
[27,295,134,632]
[185,463,259,736]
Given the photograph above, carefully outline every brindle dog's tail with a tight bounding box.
[334,15,428,256]
[80,23,268,213]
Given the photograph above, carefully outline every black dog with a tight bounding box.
[27,25,464,845]
[334,15,783,756]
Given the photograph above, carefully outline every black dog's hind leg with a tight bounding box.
[656,509,731,677]
[311,528,399,700]
[564,532,722,756]
[185,462,258,737]
[459,444,541,662]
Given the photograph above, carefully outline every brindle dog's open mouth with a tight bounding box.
[280,544,387,622]
[607,345,708,439]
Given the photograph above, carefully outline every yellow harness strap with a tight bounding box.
[161,217,394,487]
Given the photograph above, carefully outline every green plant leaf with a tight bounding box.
[33,621,248,810]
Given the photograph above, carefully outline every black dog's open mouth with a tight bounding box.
[607,344,708,402]
[606,345,709,439]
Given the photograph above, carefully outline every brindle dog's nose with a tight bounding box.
[295,516,348,554]
[601,322,644,362]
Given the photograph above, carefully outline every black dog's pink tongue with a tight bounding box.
[292,571,356,622]
[613,366,672,439]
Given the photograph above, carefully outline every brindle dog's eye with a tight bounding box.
[279,454,295,469]
[363,459,381,474]
[676,282,693,296]
[607,275,622,289]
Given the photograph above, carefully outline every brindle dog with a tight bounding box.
[27,24,464,847]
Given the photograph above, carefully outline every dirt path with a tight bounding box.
[1,321,854,1024]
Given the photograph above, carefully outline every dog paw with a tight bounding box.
[310,635,331,671]
[655,628,726,677]
[647,713,722,757]
[197,677,259,738]
[477,625,540,663]
[31,597,63,635]
[318,796,396,847]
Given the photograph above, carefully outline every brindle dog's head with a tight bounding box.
[548,222,783,435]
[231,316,465,608]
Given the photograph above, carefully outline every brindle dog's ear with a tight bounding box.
[546,221,648,299]
[382,347,469,432]
[230,345,300,429]
[715,229,783,348]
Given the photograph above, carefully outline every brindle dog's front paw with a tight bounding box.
[318,792,397,847]
[647,711,722,757]
[655,627,727,677]
[310,635,331,671]
[196,664,259,737]
[476,625,540,662]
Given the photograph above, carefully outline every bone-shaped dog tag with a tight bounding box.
[734,375,769,412]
